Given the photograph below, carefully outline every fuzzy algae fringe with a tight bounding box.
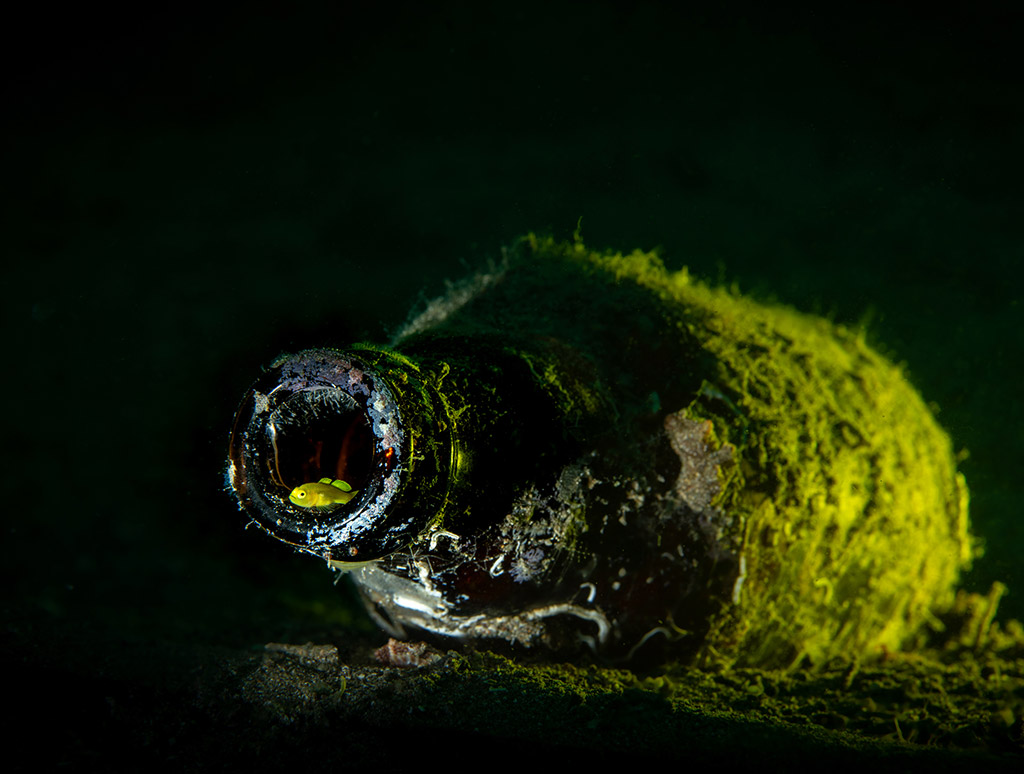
[524,234,975,670]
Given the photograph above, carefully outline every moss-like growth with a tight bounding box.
[523,234,973,669]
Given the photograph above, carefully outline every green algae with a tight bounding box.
[518,235,974,669]
[229,601,1022,767]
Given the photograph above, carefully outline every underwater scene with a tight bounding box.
[4,3,1022,770]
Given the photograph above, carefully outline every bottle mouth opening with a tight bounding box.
[227,349,408,561]
[263,387,376,495]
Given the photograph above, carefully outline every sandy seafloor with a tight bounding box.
[2,3,1022,770]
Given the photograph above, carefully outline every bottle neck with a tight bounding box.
[227,338,604,564]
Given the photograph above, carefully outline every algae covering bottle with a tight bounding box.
[227,235,972,667]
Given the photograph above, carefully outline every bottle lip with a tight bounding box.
[227,348,417,562]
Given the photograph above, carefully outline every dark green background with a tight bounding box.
[3,2,1021,768]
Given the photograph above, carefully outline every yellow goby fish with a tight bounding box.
[288,478,359,509]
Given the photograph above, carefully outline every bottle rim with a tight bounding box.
[226,348,416,563]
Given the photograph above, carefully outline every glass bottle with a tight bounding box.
[227,235,972,667]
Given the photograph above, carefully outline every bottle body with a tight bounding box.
[228,236,972,667]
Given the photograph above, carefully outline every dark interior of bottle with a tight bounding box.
[264,388,377,500]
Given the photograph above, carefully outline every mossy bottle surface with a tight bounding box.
[228,236,972,667]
